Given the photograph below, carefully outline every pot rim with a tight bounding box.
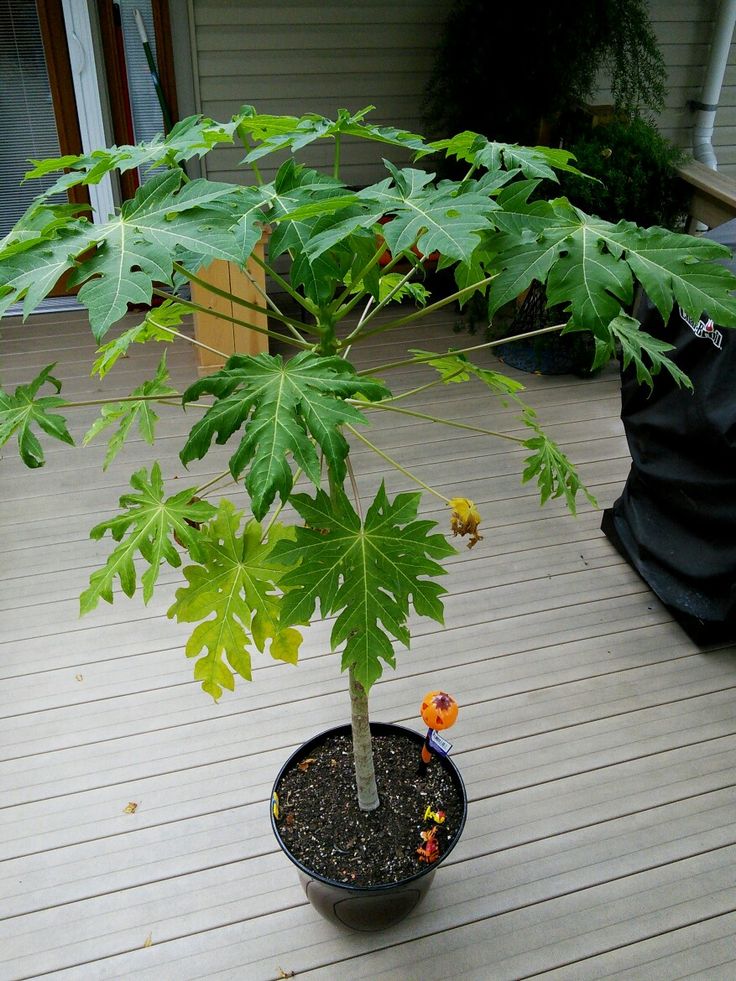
[270,720,468,894]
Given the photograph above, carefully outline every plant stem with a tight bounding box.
[355,400,528,443]
[172,262,311,341]
[236,127,264,185]
[346,457,363,520]
[346,425,451,503]
[340,297,374,362]
[262,466,303,539]
[152,289,311,350]
[62,393,183,408]
[341,274,498,346]
[331,241,389,319]
[250,252,316,314]
[359,321,567,375]
[333,134,341,180]
[195,469,233,496]
[349,665,379,812]
[376,368,465,403]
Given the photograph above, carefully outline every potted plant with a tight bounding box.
[2,107,735,930]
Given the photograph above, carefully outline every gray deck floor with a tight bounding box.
[1,307,735,980]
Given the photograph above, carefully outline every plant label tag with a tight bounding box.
[429,730,452,755]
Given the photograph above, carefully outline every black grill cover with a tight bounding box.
[602,296,736,644]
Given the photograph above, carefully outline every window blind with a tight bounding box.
[0,0,63,238]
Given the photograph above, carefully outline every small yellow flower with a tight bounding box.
[448,497,483,549]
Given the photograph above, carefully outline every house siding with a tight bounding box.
[592,0,736,176]
[190,0,447,187]
[188,0,736,180]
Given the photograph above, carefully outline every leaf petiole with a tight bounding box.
[346,424,451,503]
[359,321,566,375]
[354,399,527,443]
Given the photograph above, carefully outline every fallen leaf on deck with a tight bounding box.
[75,674,83,682]
[123,802,138,814]
[276,969,295,979]
[143,933,153,948]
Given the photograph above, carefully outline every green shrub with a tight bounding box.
[558,116,690,229]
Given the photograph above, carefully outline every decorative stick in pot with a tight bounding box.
[418,691,458,777]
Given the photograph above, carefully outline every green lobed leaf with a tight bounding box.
[180,351,390,519]
[375,273,430,307]
[0,221,95,319]
[300,162,500,265]
[25,113,248,198]
[488,196,736,338]
[601,313,694,392]
[410,349,526,404]
[70,172,249,339]
[91,300,184,379]
[545,221,634,329]
[521,413,598,515]
[0,363,74,468]
[603,222,736,328]
[80,462,216,613]
[83,354,178,468]
[434,132,585,181]
[167,500,303,701]
[233,159,346,266]
[273,484,457,691]
[239,106,432,164]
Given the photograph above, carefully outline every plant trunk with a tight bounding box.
[349,666,379,811]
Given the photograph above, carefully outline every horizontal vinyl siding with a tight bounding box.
[592,0,736,178]
[191,0,446,188]
[189,1,736,182]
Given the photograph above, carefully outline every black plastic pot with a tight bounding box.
[270,721,467,932]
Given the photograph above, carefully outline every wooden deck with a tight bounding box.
[1,307,735,980]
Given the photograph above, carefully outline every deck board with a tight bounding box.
[1,308,735,979]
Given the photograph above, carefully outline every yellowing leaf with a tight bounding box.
[123,802,138,814]
[80,463,216,614]
[448,497,483,549]
[143,932,153,948]
[167,500,303,700]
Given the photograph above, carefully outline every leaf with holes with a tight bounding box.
[71,172,247,339]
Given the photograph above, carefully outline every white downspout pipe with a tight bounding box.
[692,0,736,170]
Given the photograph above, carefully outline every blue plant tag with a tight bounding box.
[429,729,452,756]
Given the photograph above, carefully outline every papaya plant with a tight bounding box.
[2,107,736,813]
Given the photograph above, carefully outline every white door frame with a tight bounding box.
[60,0,116,223]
